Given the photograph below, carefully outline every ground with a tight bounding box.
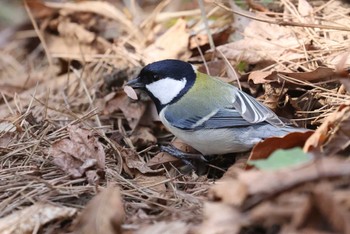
[0,0,350,233]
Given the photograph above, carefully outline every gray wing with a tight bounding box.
[231,87,285,127]
[164,108,266,130]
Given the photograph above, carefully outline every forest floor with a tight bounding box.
[0,0,350,233]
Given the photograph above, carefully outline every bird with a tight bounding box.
[126,59,306,157]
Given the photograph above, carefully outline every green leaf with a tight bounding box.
[247,147,312,171]
[236,61,248,73]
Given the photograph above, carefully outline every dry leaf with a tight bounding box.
[217,20,303,64]
[49,125,105,179]
[45,1,136,34]
[320,105,350,155]
[248,131,314,166]
[133,174,168,194]
[135,221,189,234]
[0,203,77,234]
[193,202,242,234]
[120,147,163,176]
[313,183,350,233]
[209,179,248,206]
[304,105,350,152]
[104,93,146,129]
[130,126,157,148]
[146,152,179,168]
[280,67,335,82]
[298,0,314,17]
[46,34,99,61]
[240,157,350,198]
[74,186,125,234]
[57,21,96,44]
[248,70,277,84]
[143,19,190,63]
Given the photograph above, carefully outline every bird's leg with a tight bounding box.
[159,145,208,163]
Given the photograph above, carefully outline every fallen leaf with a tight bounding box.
[57,21,96,44]
[46,34,99,62]
[193,202,242,234]
[104,93,146,129]
[130,127,157,148]
[304,105,350,152]
[247,147,313,171]
[313,183,350,234]
[0,203,77,234]
[74,186,124,234]
[120,147,163,176]
[320,105,350,155]
[248,70,277,84]
[209,179,248,206]
[143,19,191,63]
[242,157,350,199]
[49,125,105,180]
[298,0,314,17]
[135,221,189,234]
[280,67,335,82]
[248,131,314,166]
[45,1,136,35]
[217,20,304,64]
[133,174,168,194]
[146,152,179,168]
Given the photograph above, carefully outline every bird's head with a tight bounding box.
[127,59,196,110]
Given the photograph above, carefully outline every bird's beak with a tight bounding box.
[126,77,145,89]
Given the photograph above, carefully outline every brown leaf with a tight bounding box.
[0,203,77,234]
[242,157,350,200]
[49,125,105,180]
[44,1,136,33]
[135,221,189,234]
[57,21,96,44]
[74,186,125,234]
[247,131,314,167]
[26,0,56,19]
[304,105,350,152]
[313,183,350,234]
[130,127,157,149]
[217,20,304,64]
[146,152,179,168]
[280,67,335,82]
[133,174,168,194]
[120,147,163,176]
[193,202,242,234]
[46,34,99,62]
[104,93,146,130]
[143,19,191,63]
[209,179,248,206]
[248,70,277,84]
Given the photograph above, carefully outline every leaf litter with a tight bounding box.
[0,0,349,233]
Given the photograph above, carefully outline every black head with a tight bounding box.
[127,60,196,111]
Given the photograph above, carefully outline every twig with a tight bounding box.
[23,0,53,69]
[215,1,350,32]
[198,0,216,52]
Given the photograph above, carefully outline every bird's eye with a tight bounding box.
[153,74,160,81]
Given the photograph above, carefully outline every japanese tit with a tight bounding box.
[127,59,305,155]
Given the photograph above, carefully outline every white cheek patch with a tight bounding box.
[146,78,186,105]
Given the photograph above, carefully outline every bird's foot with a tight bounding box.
[159,145,207,168]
